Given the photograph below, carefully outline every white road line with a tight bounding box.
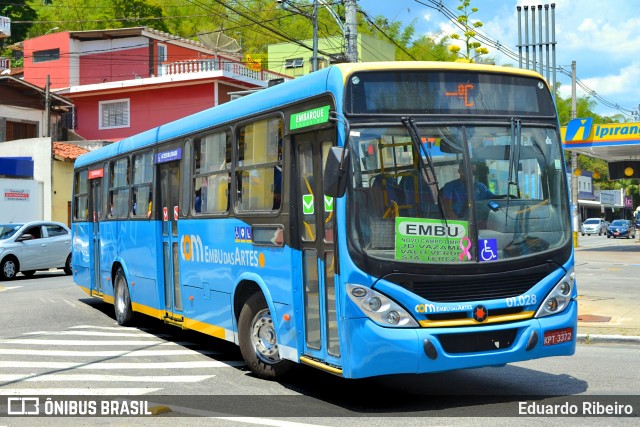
[0,286,21,292]
[3,339,177,346]
[0,361,243,369]
[0,349,219,357]
[0,374,214,383]
[23,330,165,337]
[69,325,145,331]
[61,299,77,307]
[145,403,329,427]
[0,388,161,395]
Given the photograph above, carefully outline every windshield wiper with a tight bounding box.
[400,117,448,222]
[506,118,522,218]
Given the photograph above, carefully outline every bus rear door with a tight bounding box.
[89,170,103,296]
[294,129,341,370]
[156,148,183,324]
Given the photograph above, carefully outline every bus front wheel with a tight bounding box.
[114,268,133,326]
[238,292,294,379]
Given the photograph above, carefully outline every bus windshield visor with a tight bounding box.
[347,125,571,263]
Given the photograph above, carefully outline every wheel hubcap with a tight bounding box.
[250,309,280,364]
[3,261,15,278]
[115,278,125,314]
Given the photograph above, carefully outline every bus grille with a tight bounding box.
[437,329,518,353]
[400,271,549,303]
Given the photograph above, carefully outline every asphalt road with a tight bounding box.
[1,239,639,425]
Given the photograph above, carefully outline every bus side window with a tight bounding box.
[193,130,231,215]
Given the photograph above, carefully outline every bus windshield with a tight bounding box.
[347,123,570,263]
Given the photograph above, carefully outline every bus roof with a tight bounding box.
[74,61,547,168]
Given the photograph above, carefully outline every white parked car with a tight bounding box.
[580,218,608,236]
[0,221,72,280]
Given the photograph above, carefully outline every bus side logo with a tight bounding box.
[181,234,204,262]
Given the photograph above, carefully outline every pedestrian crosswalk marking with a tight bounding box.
[0,324,244,395]
[0,361,243,369]
[0,374,215,383]
[24,330,169,337]
[5,339,178,346]
[0,388,162,396]
[0,349,219,357]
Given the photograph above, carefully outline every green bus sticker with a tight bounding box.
[290,105,331,130]
[395,217,470,263]
[324,195,334,212]
[302,194,314,215]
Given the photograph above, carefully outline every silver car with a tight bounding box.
[580,218,608,236]
[0,221,72,280]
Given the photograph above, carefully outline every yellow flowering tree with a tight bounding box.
[448,0,489,62]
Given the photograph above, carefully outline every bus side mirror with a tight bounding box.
[323,147,349,198]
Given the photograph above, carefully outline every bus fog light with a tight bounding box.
[368,297,382,311]
[351,287,367,298]
[386,311,400,325]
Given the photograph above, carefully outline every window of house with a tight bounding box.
[108,157,130,219]
[235,117,282,212]
[157,43,167,76]
[33,48,60,63]
[194,130,231,215]
[284,58,304,68]
[99,99,130,129]
[131,151,153,218]
[73,170,89,221]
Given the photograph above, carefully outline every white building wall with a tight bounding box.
[0,105,45,136]
[0,137,52,220]
[0,178,43,222]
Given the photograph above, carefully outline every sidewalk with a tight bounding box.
[575,238,640,344]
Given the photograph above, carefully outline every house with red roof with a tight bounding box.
[22,27,290,142]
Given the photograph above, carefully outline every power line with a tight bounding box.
[357,9,417,61]
[412,0,637,117]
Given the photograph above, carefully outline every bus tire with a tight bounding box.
[238,292,294,379]
[114,268,134,326]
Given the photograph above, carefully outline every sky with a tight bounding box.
[357,0,640,119]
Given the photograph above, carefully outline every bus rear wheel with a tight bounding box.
[114,268,133,326]
[238,292,294,379]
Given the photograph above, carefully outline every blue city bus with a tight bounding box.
[72,62,576,379]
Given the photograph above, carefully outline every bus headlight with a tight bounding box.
[347,283,419,327]
[535,269,575,318]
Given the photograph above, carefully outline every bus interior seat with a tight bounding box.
[398,174,438,217]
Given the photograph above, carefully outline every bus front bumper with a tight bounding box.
[342,300,577,379]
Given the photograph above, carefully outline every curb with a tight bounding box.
[577,334,640,345]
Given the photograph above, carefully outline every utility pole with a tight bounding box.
[312,0,318,71]
[344,0,358,63]
[44,74,51,138]
[278,0,319,71]
[571,60,579,247]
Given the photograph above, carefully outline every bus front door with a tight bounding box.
[158,161,183,323]
[295,130,341,369]
[90,178,103,296]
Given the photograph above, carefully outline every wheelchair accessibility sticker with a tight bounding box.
[479,238,498,261]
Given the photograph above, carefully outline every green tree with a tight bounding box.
[1,0,37,45]
[112,0,169,33]
[447,0,489,62]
